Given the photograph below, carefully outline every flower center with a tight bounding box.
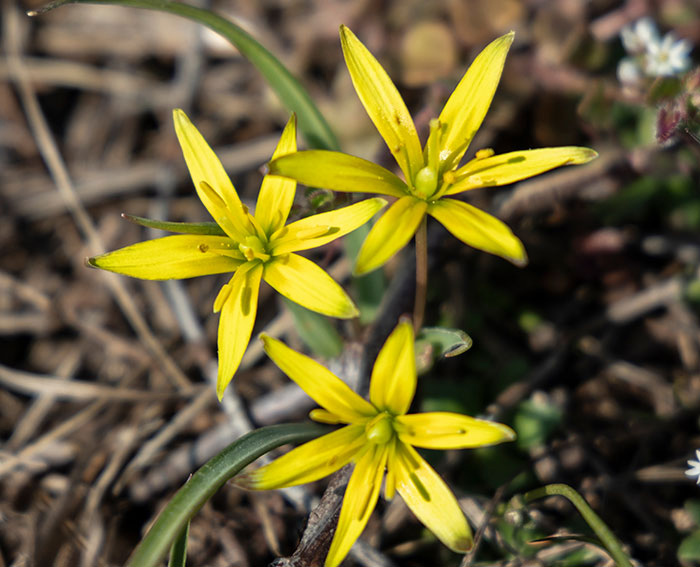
[413,166,439,199]
[239,235,270,262]
[364,412,395,445]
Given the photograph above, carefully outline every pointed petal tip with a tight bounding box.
[216,370,233,401]
[502,423,517,442]
[85,256,99,269]
[172,108,187,123]
[341,302,361,319]
[511,250,529,268]
[453,535,474,553]
[351,262,375,277]
[580,148,599,162]
[260,333,274,351]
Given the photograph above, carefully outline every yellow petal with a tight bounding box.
[261,335,376,422]
[216,262,263,399]
[428,199,527,266]
[269,150,408,198]
[434,33,514,172]
[173,109,249,240]
[88,235,243,280]
[255,115,298,235]
[340,25,424,182]
[325,444,388,567]
[270,198,387,255]
[355,196,427,276]
[237,424,366,489]
[393,443,472,553]
[264,253,359,318]
[446,147,599,195]
[395,412,516,449]
[369,321,416,415]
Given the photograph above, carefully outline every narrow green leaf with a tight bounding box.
[29,0,339,151]
[126,423,327,567]
[282,297,343,358]
[122,214,227,235]
[523,484,633,567]
[168,518,189,567]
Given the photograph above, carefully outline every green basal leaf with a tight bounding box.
[29,0,339,151]
[168,518,189,567]
[126,423,327,567]
[282,297,343,358]
[123,214,227,235]
[523,484,633,567]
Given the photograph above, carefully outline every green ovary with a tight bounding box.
[365,413,395,445]
[413,166,439,199]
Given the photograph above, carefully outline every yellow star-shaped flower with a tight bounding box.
[268,26,598,275]
[238,322,515,566]
[89,110,386,398]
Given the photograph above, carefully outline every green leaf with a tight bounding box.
[282,297,343,358]
[122,214,227,235]
[418,327,473,357]
[679,530,700,562]
[125,423,327,567]
[29,0,339,151]
[415,327,473,373]
[168,518,189,567]
[523,484,633,567]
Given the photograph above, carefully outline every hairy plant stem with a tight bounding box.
[413,216,428,332]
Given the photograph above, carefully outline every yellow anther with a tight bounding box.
[239,245,256,261]
[475,148,495,160]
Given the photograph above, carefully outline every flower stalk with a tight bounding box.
[413,216,428,332]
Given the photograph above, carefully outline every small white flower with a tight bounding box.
[687,449,700,485]
[617,57,644,85]
[645,33,693,76]
[621,17,660,55]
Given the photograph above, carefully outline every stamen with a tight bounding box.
[475,148,495,160]
[213,283,232,313]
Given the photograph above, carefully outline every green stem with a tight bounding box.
[28,0,339,151]
[126,423,328,567]
[524,483,633,567]
[413,216,428,332]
